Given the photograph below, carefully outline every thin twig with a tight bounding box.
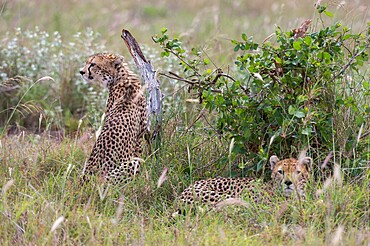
[183,107,206,135]
[162,72,197,85]
[332,39,370,81]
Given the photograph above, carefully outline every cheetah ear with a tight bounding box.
[300,157,312,167]
[113,56,124,67]
[269,155,279,170]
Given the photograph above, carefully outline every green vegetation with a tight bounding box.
[153,10,370,176]
[1,0,369,245]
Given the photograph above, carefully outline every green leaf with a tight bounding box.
[203,58,210,65]
[160,51,169,57]
[294,111,305,118]
[363,81,370,90]
[242,33,248,41]
[288,105,296,115]
[343,34,352,40]
[356,115,365,126]
[297,95,308,103]
[323,52,331,63]
[317,4,327,13]
[301,127,312,135]
[243,128,251,139]
[293,41,302,50]
[275,57,282,64]
[324,11,334,17]
[304,36,312,46]
[252,43,259,50]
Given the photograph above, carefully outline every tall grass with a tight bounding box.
[0,127,369,244]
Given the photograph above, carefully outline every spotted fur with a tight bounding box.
[178,155,311,206]
[79,53,147,184]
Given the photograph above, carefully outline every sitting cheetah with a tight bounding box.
[177,155,311,207]
[79,53,147,184]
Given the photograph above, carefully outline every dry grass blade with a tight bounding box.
[316,177,333,196]
[157,166,168,188]
[331,225,344,246]
[2,179,15,218]
[228,138,235,158]
[356,123,364,145]
[333,164,342,186]
[253,73,264,82]
[86,216,92,229]
[95,113,106,139]
[114,195,125,224]
[298,149,307,163]
[269,134,276,147]
[2,179,14,195]
[321,151,333,170]
[274,201,289,220]
[132,157,144,175]
[50,216,64,232]
[186,144,192,176]
[185,99,199,103]
[97,184,110,201]
[218,228,226,244]
[132,157,145,163]
[35,76,55,83]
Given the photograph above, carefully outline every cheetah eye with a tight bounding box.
[278,170,283,175]
[296,170,301,174]
[90,63,96,66]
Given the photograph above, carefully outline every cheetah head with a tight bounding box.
[80,53,124,87]
[269,155,311,198]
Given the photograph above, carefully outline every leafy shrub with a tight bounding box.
[153,8,369,174]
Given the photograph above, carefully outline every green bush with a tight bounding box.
[153,8,370,174]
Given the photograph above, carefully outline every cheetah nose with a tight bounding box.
[284,180,292,186]
[80,70,85,75]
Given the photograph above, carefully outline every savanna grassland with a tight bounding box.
[1,0,370,245]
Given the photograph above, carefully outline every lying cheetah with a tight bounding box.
[178,155,311,206]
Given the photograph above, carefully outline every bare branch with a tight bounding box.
[121,29,163,140]
[161,72,197,85]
